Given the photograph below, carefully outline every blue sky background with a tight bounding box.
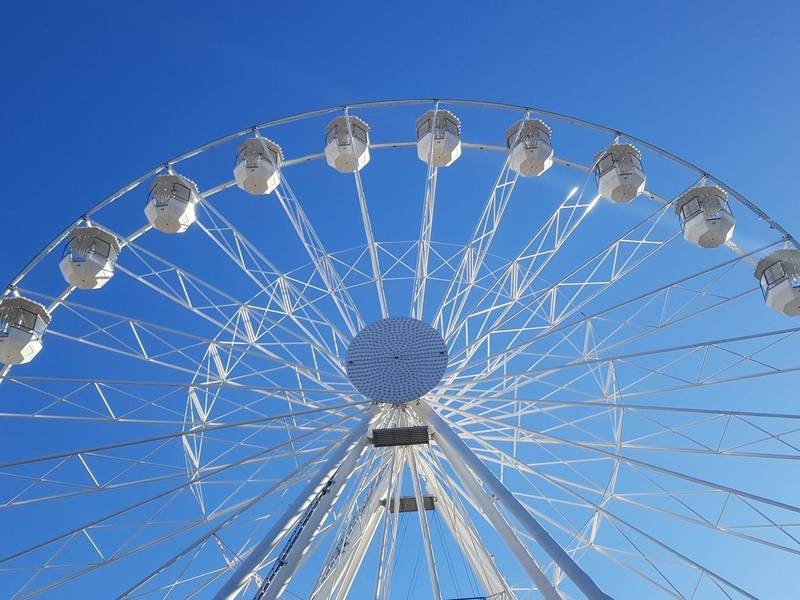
[1,0,799,277]
[1,2,800,599]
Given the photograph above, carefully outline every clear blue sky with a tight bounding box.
[1,0,799,279]
[1,2,799,598]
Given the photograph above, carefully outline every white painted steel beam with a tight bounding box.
[214,409,374,600]
[417,455,513,598]
[311,467,390,600]
[418,401,611,600]
[344,107,389,319]
[411,103,440,320]
[408,447,442,600]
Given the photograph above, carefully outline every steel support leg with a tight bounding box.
[214,409,374,600]
[417,455,514,599]
[311,467,390,600]
[418,401,612,600]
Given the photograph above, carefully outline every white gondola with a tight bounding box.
[234,137,283,195]
[416,109,461,167]
[59,226,120,289]
[505,118,553,176]
[324,116,370,173]
[594,143,646,203]
[0,297,50,365]
[674,185,735,248]
[144,174,201,233]
[755,249,800,316]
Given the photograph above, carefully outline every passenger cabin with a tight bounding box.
[145,174,201,233]
[755,249,800,316]
[505,118,554,176]
[234,137,283,195]
[594,143,646,203]
[59,226,120,289]
[324,115,371,173]
[416,109,461,167]
[674,185,735,248]
[0,297,50,365]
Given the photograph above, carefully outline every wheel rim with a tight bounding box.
[1,99,799,599]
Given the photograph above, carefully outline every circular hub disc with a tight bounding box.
[346,317,448,404]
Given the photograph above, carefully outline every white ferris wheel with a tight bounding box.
[1,99,799,600]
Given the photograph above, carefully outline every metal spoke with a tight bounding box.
[270,151,364,336]
[433,110,526,336]
[411,102,440,320]
[344,107,389,318]
[442,403,800,517]
[440,203,678,407]
[0,411,360,568]
[196,199,349,359]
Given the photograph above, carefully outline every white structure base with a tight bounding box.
[417,456,513,598]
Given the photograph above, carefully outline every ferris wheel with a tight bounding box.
[1,98,800,600]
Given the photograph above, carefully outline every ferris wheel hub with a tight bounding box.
[345,317,448,404]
